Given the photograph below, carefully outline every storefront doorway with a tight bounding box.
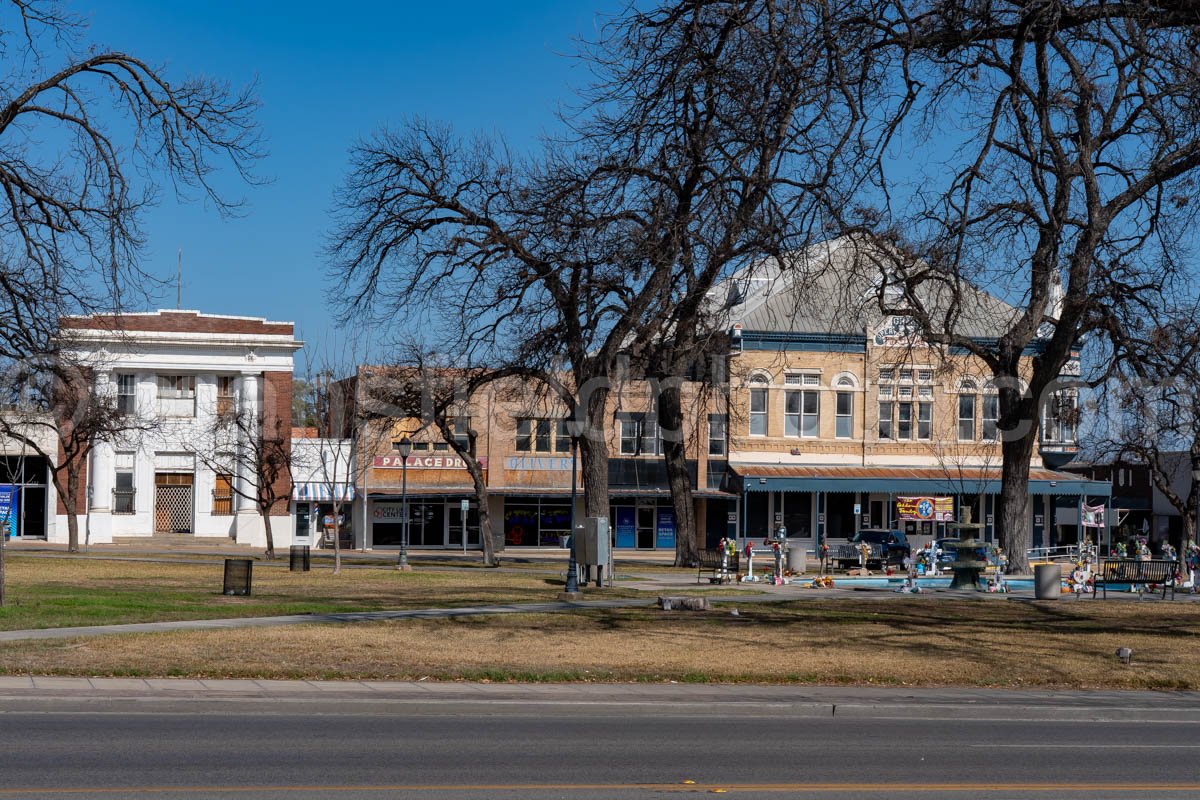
[372,498,484,549]
[0,456,48,539]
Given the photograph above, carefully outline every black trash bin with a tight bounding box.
[289,545,311,572]
[223,558,253,596]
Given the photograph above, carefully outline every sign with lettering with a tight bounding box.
[896,496,954,522]
[504,456,573,471]
[374,455,488,470]
[656,508,676,549]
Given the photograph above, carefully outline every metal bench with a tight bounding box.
[1093,559,1180,599]
[697,548,739,584]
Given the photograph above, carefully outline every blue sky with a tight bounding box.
[78,1,622,363]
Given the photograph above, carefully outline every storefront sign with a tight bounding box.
[374,455,487,470]
[504,456,572,471]
[656,508,676,549]
[896,496,954,522]
[372,502,406,521]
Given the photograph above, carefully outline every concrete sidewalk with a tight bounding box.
[0,676,1196,721]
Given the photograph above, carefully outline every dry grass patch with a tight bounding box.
[3,598,1198,689]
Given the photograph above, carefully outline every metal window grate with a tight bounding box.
[155,485,193,533]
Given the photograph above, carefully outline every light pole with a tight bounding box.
[563,432,580,596]
[396,436,412,571]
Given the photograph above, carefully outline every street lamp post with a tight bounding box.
[397,436,412,571]
[563,432,581,596]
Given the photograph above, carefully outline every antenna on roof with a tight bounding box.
[176,248,182,309]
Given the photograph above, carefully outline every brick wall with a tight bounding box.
[261,370,293,515]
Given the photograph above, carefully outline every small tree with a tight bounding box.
[361,351,505,567]
[198,408,291,560]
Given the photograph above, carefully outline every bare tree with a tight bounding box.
[360,347,519,568]
[329,2,862,564]
[819,0,1200,572]
[0,3,261,363]
[197,408,291,560]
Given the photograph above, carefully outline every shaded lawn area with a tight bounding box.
[0,556,637,631]
[2,598,1198,690]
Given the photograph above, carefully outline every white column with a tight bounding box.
[88,370,115,543]
[234,373,263,545]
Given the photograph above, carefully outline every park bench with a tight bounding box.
[1093,559,1180,600]
[697,548,739,584]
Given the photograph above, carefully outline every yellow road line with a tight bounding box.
[0,783,1199,795]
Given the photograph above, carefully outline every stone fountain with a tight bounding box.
[945,508,988,591]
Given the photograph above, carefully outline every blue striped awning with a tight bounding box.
[293,483,355,502]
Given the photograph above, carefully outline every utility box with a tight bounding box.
[576,517,611,565]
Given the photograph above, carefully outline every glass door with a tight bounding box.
[636,504,655,549]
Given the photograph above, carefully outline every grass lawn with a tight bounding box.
[0,555,644,631]
[1,597,1198,689]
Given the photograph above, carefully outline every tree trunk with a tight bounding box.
[577,382,611,521]
[999,433,1036,574]
[466,463,495,567]
[261,505,276,560]
[658,383,698,567]
[331,499,342,574]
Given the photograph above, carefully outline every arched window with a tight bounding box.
[748,374,769,436]
[835,375,855,438]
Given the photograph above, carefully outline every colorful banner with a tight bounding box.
[896,496,954,522]
[615,506,636,548]
[1081,504,1106,529]
[0,485,17,539]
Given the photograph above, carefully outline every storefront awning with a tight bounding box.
[293,482,355,502]
[730,464,1111,497]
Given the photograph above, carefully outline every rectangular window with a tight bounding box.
[917,369,933,382]
[899,369,913,382]
[899,385,913,399]
[452,417,471,450]
[640,418,661,456]
[156,375,196,417]
[784,374,803,386]
[878,401,894,440]
[749,389,767,436]
[918,385,933,399]
[411,441,430,452]
[535,419,552,452]
[555,420,572,453]
[116,374,136,415]
[982,396,999,441]
[619,416,640,455]
[917,402,932,440]
[835,392,853,439]
[878,385,893,398]
[113,452,135,514]
[433,442,449,452]
[516,419,532,452]
[879,369,894,382]
[216,376,235,417]
[784,391,801,437]
[212,473,234,515]
[801,391,819,437]
[708,414,727,456]
[897,402,913,440]
[958,394,977,440]
[802,374,820,387]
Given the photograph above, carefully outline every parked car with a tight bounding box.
[836,529,911,569]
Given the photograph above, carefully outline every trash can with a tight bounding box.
[223,558,253,596]
[787,546,806,574]
[289,545,311,572]
[1034,563,1059,600]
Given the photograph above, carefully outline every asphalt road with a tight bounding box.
[1,688,1198,799]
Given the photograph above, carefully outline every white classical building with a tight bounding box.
[58,310,303,547]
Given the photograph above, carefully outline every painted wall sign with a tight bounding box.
[0,485,17,539]
[504,456,573,471]
[896,496,954,522]
[374,455,488,470]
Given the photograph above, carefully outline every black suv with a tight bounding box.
[835,529,911,569]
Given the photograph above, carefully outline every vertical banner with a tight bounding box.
[655,507,676,549]
[615,506,636,549]
[1081,504,1105,529]
[0,485,16,539]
